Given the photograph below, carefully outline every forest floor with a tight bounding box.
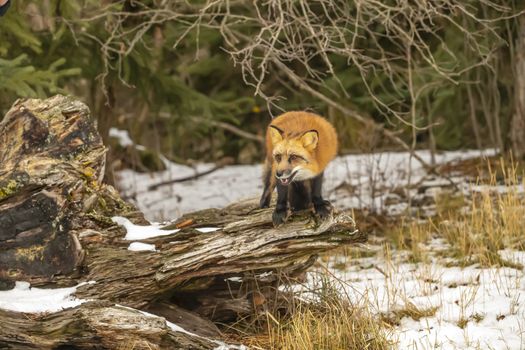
[115,132,524,350]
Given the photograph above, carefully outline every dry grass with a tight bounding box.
[389,220,432,263]
[263,297,391,349]
[435,159,525,267]
[240,277,392,350]
[264,302,390,350]
[381,301,438,327]
[381,159,525,268]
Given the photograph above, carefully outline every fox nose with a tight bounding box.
[276,170,292,178]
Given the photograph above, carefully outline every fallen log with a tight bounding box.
[0,95,365,348]
[77,201,363,308]
[0,301,226,350]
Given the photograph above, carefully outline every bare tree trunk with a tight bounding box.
[424,95,437,165]
[462,16,483,152]
[92,82,117,185]
[466,83,483,150]
[511,15,525,159]
[476,70,498,150]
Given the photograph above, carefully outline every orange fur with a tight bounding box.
[259,111,338,223]
[265,111,338,177]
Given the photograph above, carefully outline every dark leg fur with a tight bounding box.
[311,172,332,219]
[266,171,331,226]
[272,182,289,226]
[289,180,312,212]
[259,161,274,208]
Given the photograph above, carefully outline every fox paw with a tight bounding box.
[272,209,288,227]
[314,200,333,219]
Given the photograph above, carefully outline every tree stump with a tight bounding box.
[0,95,366,349]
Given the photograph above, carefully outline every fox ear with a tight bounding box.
[300,130,318,150]
[269,125,284,145]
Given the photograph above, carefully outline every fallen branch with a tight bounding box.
[148,156,235,191]
[193,116,265,143]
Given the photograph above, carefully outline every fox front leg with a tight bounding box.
[260,161,275,208]
[272,181,289,226]
[311,172,333,219]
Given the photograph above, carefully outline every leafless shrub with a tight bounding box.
[64,0,523,161]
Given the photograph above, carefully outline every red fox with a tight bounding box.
[259,111,338,226]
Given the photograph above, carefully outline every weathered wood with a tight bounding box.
[76,202,363,308]
[0,96,141,288]
[0,95,365,348]
[0,302,218,350]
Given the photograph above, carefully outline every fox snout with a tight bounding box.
[275,170,288,177]
[276,169,298,186]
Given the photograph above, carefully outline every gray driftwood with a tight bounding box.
[0,95,365,349]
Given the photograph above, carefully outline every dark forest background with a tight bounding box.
[1,0,524,179]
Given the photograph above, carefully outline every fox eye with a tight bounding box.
[274,154,282,162]
[289,154,305,162]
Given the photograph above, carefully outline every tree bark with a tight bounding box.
[0,95,365,348]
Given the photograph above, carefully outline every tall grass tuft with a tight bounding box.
[436,159,525,267]
[260,278,392,350]
[390,220,432,263]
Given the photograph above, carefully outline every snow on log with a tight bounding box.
[0,95,365,348]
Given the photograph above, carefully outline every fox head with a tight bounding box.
[269,125,320,186]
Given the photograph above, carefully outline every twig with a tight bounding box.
[193,117,264,143]
[271,58,434,171]
[147,157,234,191]
[272,58,466,191]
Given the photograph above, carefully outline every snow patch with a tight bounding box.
[109,128,135,147]
[0,281,94,313]
[128,242,157,252]
[225,277,243,283]
[112,216,180,240]
[196,227,220,233]
[308,239,525,350]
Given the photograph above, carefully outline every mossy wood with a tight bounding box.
[0,95,365,348]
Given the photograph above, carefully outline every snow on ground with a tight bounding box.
[117,162,262,220]
[116,149,497,221]
[0,281,94,313]
[109,127,146,151]
[109,128,136,148]
[314,243,525,350]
